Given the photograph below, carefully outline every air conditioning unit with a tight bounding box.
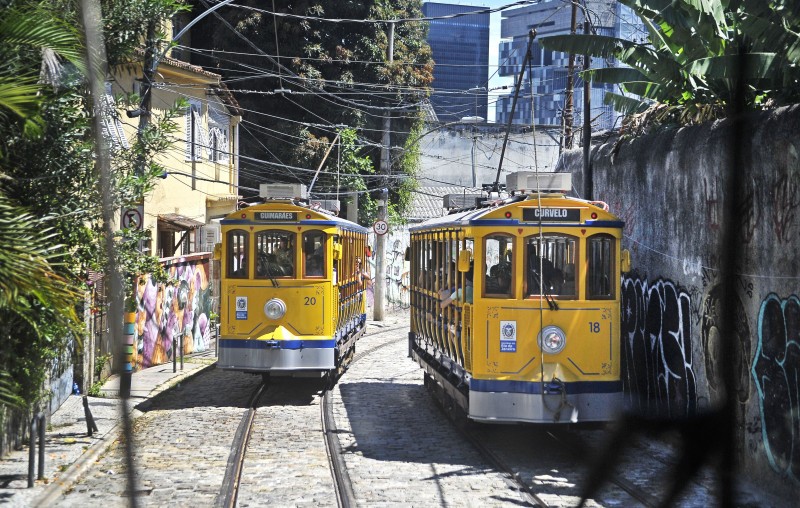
[200,223,220,252]
[443,194,483,209]
[506,172,572,193]
[259,183,308,199]
[310,199,341,214]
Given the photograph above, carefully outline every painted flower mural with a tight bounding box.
[134,256,214,370]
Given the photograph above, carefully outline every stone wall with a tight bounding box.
[558,105,800,497]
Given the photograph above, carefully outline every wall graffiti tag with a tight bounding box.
[621,275,697,418]
[752,293,800,482]
[771,172,799,243]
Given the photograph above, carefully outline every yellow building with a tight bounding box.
[107,53,241,258]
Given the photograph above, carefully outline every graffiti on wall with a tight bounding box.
[771,172,799,243]
[621,275,697,418]
[134,257,214,370]
[752,293,800,482]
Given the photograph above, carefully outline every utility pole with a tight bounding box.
[583,18,592,200]
[471,130,477,187]
[563,0,578,150]
[374,21,394,322]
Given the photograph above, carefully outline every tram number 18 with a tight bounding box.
[589,321,601,333]
[304,296,317,306]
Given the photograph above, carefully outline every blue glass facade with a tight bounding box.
[496,0,645,132]
[422,3,490,122]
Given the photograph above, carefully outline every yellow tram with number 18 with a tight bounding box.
[216,190,370,378]
[409,172,630,423]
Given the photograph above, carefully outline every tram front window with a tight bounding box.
[303,230,325,278]
[587,235,614,299]
[525,235,577,298]
[227,230,249,278]
[256,231,295,278]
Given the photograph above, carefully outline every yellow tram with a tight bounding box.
[216,194,370,378]
[408,173,630,423]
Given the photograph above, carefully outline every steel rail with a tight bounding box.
[322,331,407,507]
[545,429,659,508]
[216,381,267,508]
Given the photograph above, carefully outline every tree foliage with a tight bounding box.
[190,0,432,222]
[540,0,800,133]
[0,0,187,417]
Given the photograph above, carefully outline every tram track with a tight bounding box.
[321,326,408,507]
[215,322,408,508]
[216,380,268,508]
[544,429,658,507]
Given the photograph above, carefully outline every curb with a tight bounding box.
[33,363,217,506]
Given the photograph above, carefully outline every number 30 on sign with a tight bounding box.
[373,220,388,235]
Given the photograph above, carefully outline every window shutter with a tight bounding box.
[193,109,210,160]
[184,103,193,161]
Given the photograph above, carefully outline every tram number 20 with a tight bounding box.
[588,322,601,333]
[304,296,317,306]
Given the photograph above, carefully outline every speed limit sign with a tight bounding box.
[373,220,389,235]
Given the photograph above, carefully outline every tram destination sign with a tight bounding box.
[254,211,297,221]
[522,207,581,222]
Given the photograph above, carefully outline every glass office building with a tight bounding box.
[422,3,490,122]
[496,0,645,132]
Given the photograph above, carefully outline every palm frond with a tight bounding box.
[603,92,651,115]
[0,7,86,75]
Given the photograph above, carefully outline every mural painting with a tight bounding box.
[621,275,697,418]
[752,293,800,482]
[134,256,214,370]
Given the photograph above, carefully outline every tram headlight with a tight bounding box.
[538,325,566,354]
[264,298,287,320]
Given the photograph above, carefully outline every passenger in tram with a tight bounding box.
[356,257,372,288]
[528,252,563,294]
[439,267,474,309]
[304,240,323,276]
[486,262,511,294]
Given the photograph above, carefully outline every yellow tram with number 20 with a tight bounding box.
[409,172,630,423]
[216,193,370,378]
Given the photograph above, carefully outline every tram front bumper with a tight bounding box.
[218,325,335,372]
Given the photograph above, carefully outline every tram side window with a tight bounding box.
[525,235,577,298]
[227,230,249,278]
[587,235,615,299]
[484,235,513,297]
[255,231,295,278]
[303,231,325,278]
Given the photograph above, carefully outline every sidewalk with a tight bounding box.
[0,351,217,507]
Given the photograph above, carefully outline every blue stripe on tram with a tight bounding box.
[469,379,622,395]
[219,339,336,350]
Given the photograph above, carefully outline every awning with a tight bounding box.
[158,213,205,232]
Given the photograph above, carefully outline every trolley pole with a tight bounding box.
[563,0,578,150]
[583,19,592,200]
[374,21,394,322]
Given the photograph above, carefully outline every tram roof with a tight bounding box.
[221,200,370,234]
[409,193,623,232]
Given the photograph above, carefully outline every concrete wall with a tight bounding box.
[558,105,800,497]
[418,125,561,188]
